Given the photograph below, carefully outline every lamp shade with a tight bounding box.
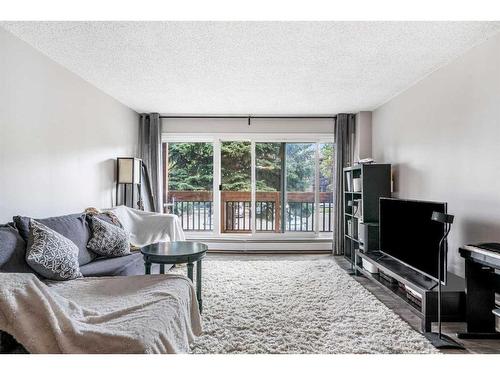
[431,211,454,224]
[117,157,141,184]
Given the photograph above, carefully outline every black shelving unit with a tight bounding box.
[343,164,391,266]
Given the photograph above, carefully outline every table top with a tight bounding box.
[460,245,500,269]
[141,241,208,260]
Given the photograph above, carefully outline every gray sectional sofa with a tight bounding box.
[0,212,160,277]
[0,211,167,353]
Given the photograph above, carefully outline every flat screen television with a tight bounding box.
[379,198,447,283]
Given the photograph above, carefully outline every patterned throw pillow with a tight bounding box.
[26,220,82,280]
[87,216,130,257]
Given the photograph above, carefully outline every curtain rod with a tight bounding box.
[159,115,337,119]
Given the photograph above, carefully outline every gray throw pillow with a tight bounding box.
[14,214,96,266]
[87,216,130,257]
[25,220,82,281]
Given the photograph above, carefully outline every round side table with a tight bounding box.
[141,241,208,312]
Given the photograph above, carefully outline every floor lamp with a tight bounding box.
[423,211,465,350]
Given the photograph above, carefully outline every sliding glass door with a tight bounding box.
[319,143,334,232]
[221,141,252,233]
[285,143,316,232]
[255,143,283,233]
[164,142,214,231]
[163,137,335,238]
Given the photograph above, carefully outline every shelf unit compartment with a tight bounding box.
[344,193,355,216]
[344,235,359,262]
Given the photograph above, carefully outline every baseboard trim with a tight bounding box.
[189,238,333,243]
[208,249,332,254]
[200,240,332,252]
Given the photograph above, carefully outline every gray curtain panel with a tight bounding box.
[139,113,163,213]
[333,114,356,255]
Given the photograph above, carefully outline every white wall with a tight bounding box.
[0,27,138,222]
[372,31,500,276]
[354,111,372,162]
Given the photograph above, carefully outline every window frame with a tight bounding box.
[162,133,335,241]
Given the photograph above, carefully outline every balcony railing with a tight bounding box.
[168,191,213,231]
[167,191,333,233]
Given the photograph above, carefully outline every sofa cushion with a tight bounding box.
[0,224,32,273]
[87,216,130,257]
[79,252,170,277]
[14,213,96,266]
[25,220,82,281]
[80,252,141,277]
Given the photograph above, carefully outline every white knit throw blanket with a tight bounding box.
[0,273,202,353]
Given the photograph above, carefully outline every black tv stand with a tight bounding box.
[369,251,387,262]
[355,250,466,332]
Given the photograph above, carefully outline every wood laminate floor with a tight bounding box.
[206,252,500,354]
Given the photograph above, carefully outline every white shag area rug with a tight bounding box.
[179,258,438,354]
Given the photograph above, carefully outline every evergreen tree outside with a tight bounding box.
[319,143,335,192]
[220,141,251,191]
[286,143,316,192]
[167,142,213,191]
[256,142,282,192]
[167,141,334,193]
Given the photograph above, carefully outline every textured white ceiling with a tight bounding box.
[2,21,500,114]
